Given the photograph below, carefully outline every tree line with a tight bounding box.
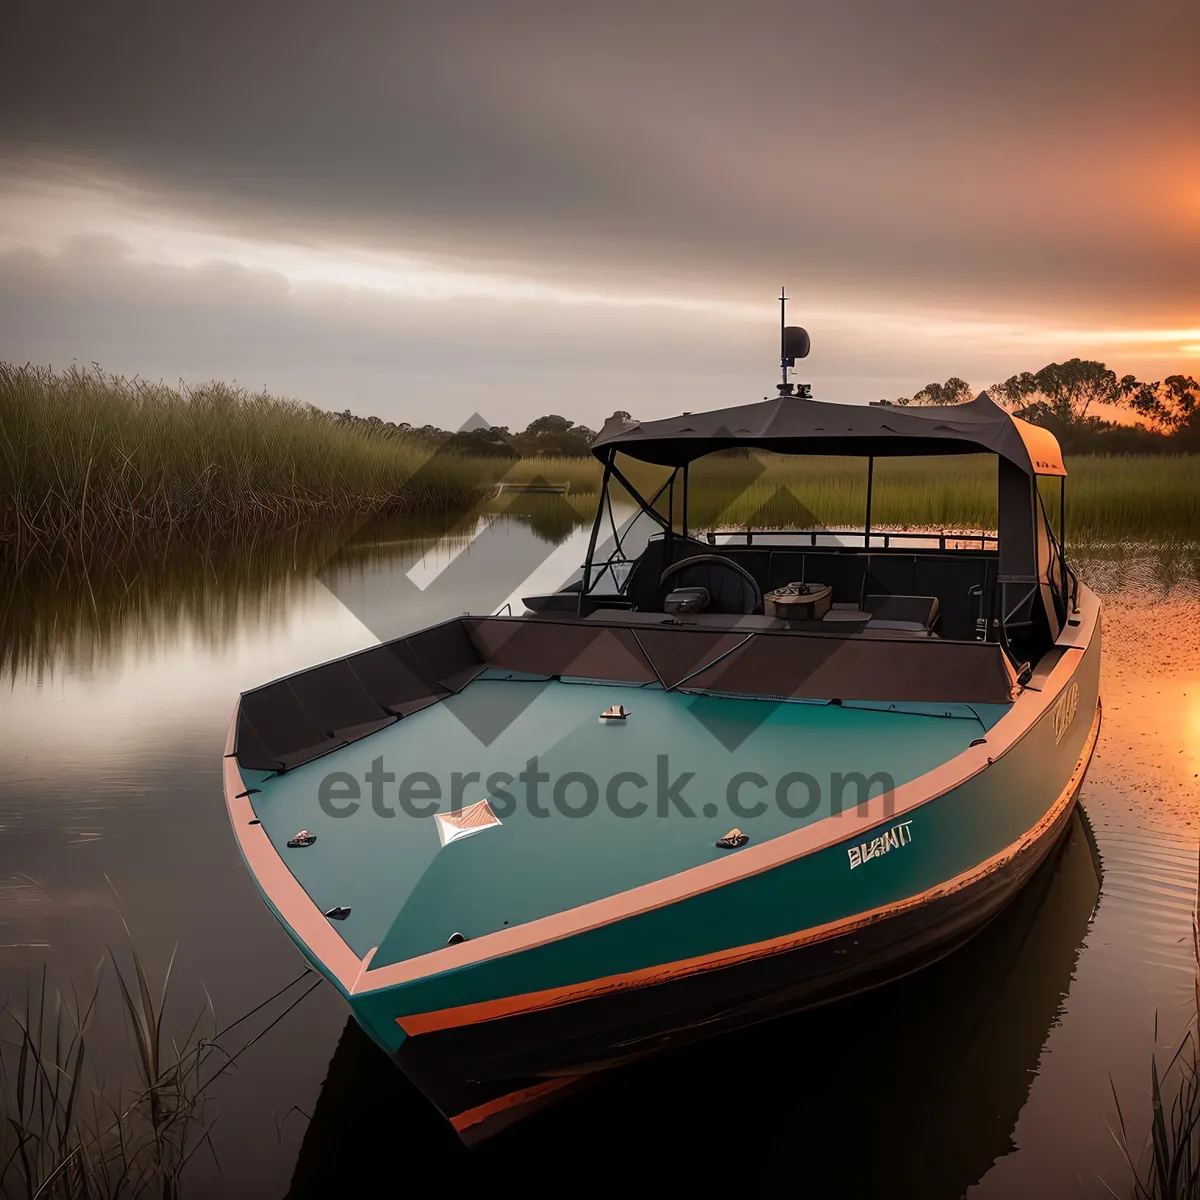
[886,360,1199,454]
[334,358,1198,457]
[332,410,597,458]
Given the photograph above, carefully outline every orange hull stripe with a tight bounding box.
[397,700,1101,1037]
[449,1076,581,1133]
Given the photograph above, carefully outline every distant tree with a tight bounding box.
[411,423,446,444]
[1125,374,1200,434]
[987,359,1133,425]
[523,414,574,438]
[329,406,608,456]
[986,372,1037,410]
[512,414,595,457]
[441,426,517,457]
[894,377,973,406]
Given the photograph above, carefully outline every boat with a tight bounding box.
[223,317,1101,1143]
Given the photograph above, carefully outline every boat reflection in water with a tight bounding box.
[287,807,1101,1199]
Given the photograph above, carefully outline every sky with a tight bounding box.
[1,0,1197,430]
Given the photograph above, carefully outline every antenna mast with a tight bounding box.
[778,288,810,397]
[780,285,788,388]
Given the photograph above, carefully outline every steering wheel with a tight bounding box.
[658,555,764,616]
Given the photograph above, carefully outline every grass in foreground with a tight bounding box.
[1,932,218,1199]
[0,913,317,1200]
[1111,880,1200,1198]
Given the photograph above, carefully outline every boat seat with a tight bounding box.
[821,604,871,632]
[864,594,940,630]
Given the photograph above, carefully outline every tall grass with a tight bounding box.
[510,452,1199,546]
[1111,858,1200,1198]
[0,913,317,1199]
[2,365,1195,574]
[1051,455,1200,546]
[0,364,491,568]
[0,931,220,1198]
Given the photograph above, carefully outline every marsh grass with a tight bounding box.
[0,364,493,570]
[1,933,218,1198]
[1,364,1195,575]
[1110,861,1200,1199]
[0,910,316,1199]
[505,452,1200,546]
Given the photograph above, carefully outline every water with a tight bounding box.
[1,519,1197,1198]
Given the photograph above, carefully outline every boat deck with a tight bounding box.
[247,677,1009,968]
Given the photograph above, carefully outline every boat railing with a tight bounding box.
[702,528,999,552]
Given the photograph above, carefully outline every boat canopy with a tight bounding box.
[582,388,1075,661]
[591,392,1066,477]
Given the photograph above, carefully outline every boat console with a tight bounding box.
[592,534,985,637]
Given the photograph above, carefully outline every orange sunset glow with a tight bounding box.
[1,2,1198,425]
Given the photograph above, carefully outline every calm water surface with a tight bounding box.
[1,519,1197,1198]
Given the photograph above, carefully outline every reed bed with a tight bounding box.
[513,452,1199,546]
[1,365,1195,575]
[0,913,319,1199]
[0,930,220,1199]
[0,364,494,569]
[1111,858,1200,1199]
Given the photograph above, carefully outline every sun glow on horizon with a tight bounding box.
[2,166,1199,368]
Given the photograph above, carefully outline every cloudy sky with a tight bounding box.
[1,0,1197,429]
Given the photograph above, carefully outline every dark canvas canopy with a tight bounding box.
[591,392,1066,477]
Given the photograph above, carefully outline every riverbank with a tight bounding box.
[3,365,1197,571]
[0,365,492,567]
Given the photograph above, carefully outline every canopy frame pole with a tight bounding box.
[681,463,690,542]
[578,458,678,603]
[606,462,673,531]
[864,455,875,547]
[1059,476,1066,553]
[1058,475,1078,613]
[665,466,680,563]
[579,450,614,613]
